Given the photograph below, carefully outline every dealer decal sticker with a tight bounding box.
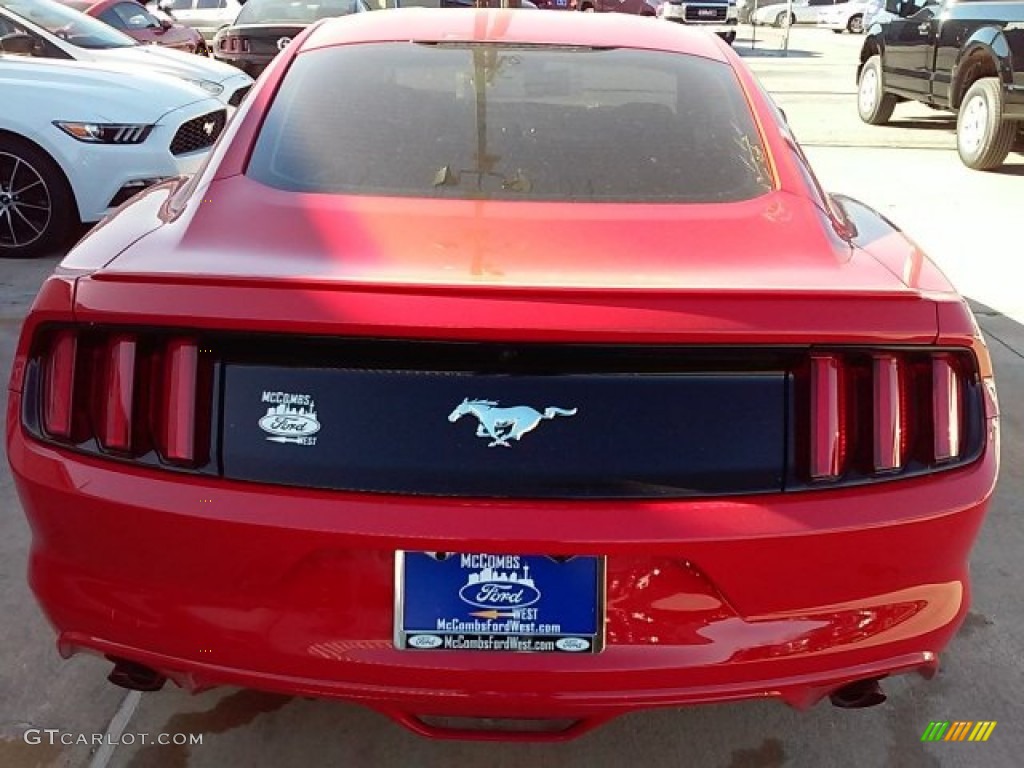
[259,391,320,446]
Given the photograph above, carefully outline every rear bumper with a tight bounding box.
[8,396,998,735]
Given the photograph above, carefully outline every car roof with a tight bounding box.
[301,8,731,63]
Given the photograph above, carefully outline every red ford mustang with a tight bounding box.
[7,8,1000,741]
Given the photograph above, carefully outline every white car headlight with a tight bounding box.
[53,122,154,144]
[183,78,224,96]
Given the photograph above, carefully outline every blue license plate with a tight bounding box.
[396,552,604,653]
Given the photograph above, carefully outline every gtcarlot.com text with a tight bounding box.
[24,729,203,747]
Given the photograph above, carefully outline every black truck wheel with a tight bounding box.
[957,77,1017,171]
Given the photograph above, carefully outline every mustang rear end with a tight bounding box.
[6,9,999,740]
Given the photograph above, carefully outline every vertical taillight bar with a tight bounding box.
[872,354,902,472]
[101,336,136,451]
[43,330,77,438]
[933,354,961,461]
[810,355,844,479]
[162,339,198,463]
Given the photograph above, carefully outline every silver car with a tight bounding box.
[156,0,244,41]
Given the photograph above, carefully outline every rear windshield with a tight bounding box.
[247,43,773,203]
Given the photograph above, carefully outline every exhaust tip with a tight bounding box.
[829,678,886,709]
[107,657,166,692]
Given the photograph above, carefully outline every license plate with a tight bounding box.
[698,8,717,16]
[395,552,604,653]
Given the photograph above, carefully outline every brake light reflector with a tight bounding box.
[810,355,844,479]
[43,331,77,438]
[161,339,198,463]
[933,355,961,461]
[100,336,136,451]
[872,354,902,471]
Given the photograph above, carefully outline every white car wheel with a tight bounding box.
[0,141,73,258]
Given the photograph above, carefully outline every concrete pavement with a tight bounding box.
[0,25,1021,768]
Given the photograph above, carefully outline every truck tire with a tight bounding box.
[0,135,76,259]
[957,77,1017,171]
[774,11,793,27]
[847,14,864,33]
[857,55,897,125]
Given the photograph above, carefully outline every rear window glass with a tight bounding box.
[247,42,773,203]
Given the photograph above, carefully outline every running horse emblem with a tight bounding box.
[448,399,578,447]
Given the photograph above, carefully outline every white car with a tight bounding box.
[0,51,226,257]
[752,0,848,26]
[816,0,870,32]
[155,0,243,42]
[0,0,252,106]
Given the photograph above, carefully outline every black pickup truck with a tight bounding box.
[857,0,1024,170]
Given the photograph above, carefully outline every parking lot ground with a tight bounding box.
[1,25,1022,768]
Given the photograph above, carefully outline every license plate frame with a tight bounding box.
[394,552,605,654]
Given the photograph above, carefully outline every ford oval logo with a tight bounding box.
[555,637,590,652]
[458,580,541,610]
[258,413,320,437]
[407,634,443,649]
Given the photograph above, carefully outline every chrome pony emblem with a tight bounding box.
[202,120,216,137]
[448,398,577,448]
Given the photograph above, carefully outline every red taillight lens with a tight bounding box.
[160,339,199,464]
[99,335,137,452]
[932,354,962,462]
[810,354,844,479]
[872,354,902,472]
[805,348,981,484]
[42,330,77,438]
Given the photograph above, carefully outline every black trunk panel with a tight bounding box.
[221,355,788,498]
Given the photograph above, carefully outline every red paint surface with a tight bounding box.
[8,11,999,739]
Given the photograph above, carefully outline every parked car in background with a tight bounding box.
[861,0,899,25]
[577,0,657,14]
[212,0,366,78]
[0,48,226,256]
[56,0,208,53]
[401,0,536,6]
[156,0,243,41]
[752,0,847,26]
[657,0,738,45]
[9,8,998,740]
[0,0,251,102]
[816,0,868,32]
[737,0,784,23]
[857,0,1024,169]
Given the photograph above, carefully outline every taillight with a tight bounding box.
[161,339,198,464]
[932,354,961,462]
[28,328,213,470]
[872,354,901,472]
[42,330,77,438]
[802,348,984,486]
[100,335,136,451]
[810,355,843,479]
